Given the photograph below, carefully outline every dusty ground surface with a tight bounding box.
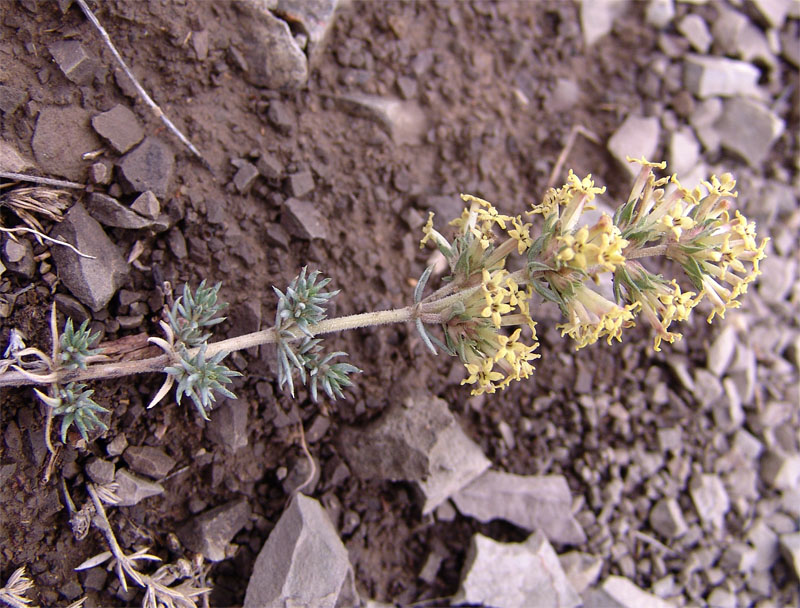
[1,0,799,606]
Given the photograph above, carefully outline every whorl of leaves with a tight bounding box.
[165,344,241,420]
[59,317,102,370]
[167,280,228,347]
[36,382,109,442]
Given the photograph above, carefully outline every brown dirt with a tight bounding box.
[1,1,797,607]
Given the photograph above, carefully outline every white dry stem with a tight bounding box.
[0,171,84,190]
[75,0,211,171]
[0,226,95,259]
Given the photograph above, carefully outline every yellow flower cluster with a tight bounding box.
[416,159,767,394]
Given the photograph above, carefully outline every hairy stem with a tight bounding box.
[625,244,667,260]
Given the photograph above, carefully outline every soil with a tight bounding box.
[1,1,798,607]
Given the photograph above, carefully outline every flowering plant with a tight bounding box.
[0,158,768,438]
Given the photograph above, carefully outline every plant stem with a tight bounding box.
[625,244,667,260]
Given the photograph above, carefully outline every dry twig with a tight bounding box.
[75,0,212,172]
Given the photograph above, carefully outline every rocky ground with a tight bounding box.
[0,0,799,607]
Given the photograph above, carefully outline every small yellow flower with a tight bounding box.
[566,170,606,201]
[481,292,512,327]
[507,217,533,255]
[419,211,435,249]
[461,358,504,395]
[557,227,599,270]
[494,328,522,365]
[660,204,696,239]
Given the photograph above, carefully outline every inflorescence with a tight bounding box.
[417,157,768,395]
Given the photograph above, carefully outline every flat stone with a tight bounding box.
[712,377,744,433]
[706,326,737,377]
[233,162,260,194]
[649,498,688,539]
[677,14,711,53]
[167,228,188,259]
[0,139,33,172]
[761,449,800,490]
[452,470,586,544]
[178,499,251,562]
[50,202,129,311]
[692,368,723,407]
[2,238,34,278]
[91,104,144,154]
[645,0,675,28]
[106,433,128,457]
[583,576,672,608]
[282,198,329,240]
[235,2,308,90]
[720,541,758,572]
[340,392,490,515]
[257,152,283,179]
[757,254,796,303]
[123,445,176,479]
[336,94,427,146]
[579,0,627,46]
[244,494,359,608]
[549,78,581,113]
[456,531,581,608]
[86,193,156,230]
[118,137,175,199]
[53,293,90,323]
[667,127,700,176]
[49,40,97,85]
[746,519,779,572]
[715,97,785,167]
[266,101,296,135]
[205,398,249,454]
[559,551,603,594]
[779,532,800,579]
[689,473,730,529]
[32,106,101,181]
[707,588,736,608]
[683,55,761,98]
[88,162,111,185]
[285,169,314,198]
[130,191,160,220]
[607,115,660,177]
[0,85,27,115]
[86,457,115,485]
[114,469,164,507]
[751,0,793,28]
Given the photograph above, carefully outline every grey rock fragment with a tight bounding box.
[757,254,796,303]
[761,449,800,490]
[123,446,176,479]
[0,85,27,115]
[32,106,101,181]
[91,104,144,154]
[257,152,283,179]
[720,541,757,571]
[667,127,700,176]
[645,0,675,29]
[54,294,90,323]
[106,433,128,457]
[205,398,249,454]
[713,8,777,71]
[49,40,97,85]
[275,0,342,61]
[244,494,358,608]
[266,101,296,135]
[452,470,586,544]
[579,0,626,46]
[706,326,736,377]
[86,193,156,230]
[677,14,711,53]
[115,469,164,506]
[50,202,129,311]
[559,551,603,594]
[607,115,660,177]
[689,473,729,529]
[456,531,581,608]
[130,191,160,220]
[751,0,793,28]
[583,576,672,608]
[340,392,490,515]
[747,519,779,572]
[779,532,800,579]
[89,162,111,185]
[167,228,188,259]
[683,55,761,98]
[336,94,427,146]
[649,498,688,539]
[118,137,175,199]
[692,368,723,406]
[282,198,329,240]
[178,499,251,562]
[285,169,315,198]
[86,457,116,485]
[232,161,260,194]
[715,97,784,167]
[2,238,34,278]
[235,2,308,90]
